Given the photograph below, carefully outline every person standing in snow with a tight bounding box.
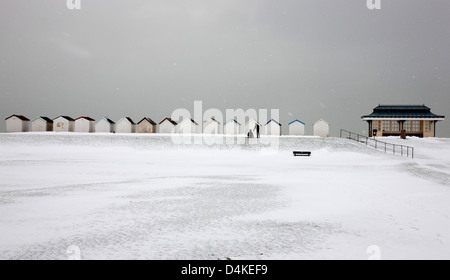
[254,123,260,138]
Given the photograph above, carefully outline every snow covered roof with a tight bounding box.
[289,120,305,125]
[96,117,115,124]
[5,115,30,121]
[31,116,53,123]
[75,116,96,122]
[159,118,178,125]
[138,118,157,125]
[119,117,135,125]
[314,119,329,125]
[180,118,198,125]
[204,117,220,124]
[362,105,445,120]
[224,119,241,125]
[53,116,75,121]
[245,119,261,126]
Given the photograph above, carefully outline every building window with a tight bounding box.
[404,121,411,132]
[411,121,421,132]
[424,121,433,132]
[382,120,390,131]
[372,121,379,131]
[391,121,400,131]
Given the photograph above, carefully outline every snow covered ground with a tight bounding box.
[0,133,450,260]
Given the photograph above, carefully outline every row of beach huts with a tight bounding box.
[4,115,330,137]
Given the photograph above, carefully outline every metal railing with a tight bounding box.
[340,129,414,159]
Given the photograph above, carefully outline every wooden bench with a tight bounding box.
[293,151,311,157]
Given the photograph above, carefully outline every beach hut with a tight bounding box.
[53,116,75,132]
[203,117,221,134]
[74,117,95,133]
[95,117,115,133]
[244,119,261,136]
[313,119,330,137]
[159,118,178,134]
[264,119,282,136]
[224,119,241,135]
[289,120,305,136]
[31,117,53,132]
[178,118,199,134]
[116,117,136,133]
[5,115,30,133]
[138,118,157,133]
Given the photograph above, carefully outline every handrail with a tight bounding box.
[340,129,414,159]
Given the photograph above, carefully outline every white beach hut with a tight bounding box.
[137,118,157,133]
[159,118,178,134]
[116,117,136,133]
[224,119,241,135]
[74,117,95,133]
[177,118,199,134]
[5,115,30,133]
[95,117,115,133]
[288,120,305,136]
[244,119,261,136]
[31,117,53,132]
[53,116,75,132]
[203,117,221,134]
[264,119,282,136]
[313,119,330,137]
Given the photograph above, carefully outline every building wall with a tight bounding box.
[95,120,114,133]
[265,122,281,136]
[203,120,220,134]
[423,120,435,138]
[53,118,74,132]
[289,122,305,136]
[178,120,197,134]
[138,121,156,133]
[313,120,329,137]
[159,121,176,134]
[32,119,52,132]
[224,123,240,135]
[245,120,260,135]
[6,117,29,133]
[116,119,135,133]
[75,119,94,133]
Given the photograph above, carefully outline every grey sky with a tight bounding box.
[1,0,449,136]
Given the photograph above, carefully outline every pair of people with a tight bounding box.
[247,124,260,138]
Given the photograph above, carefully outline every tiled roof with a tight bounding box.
[362,105,445,119]
[5,115,30,121]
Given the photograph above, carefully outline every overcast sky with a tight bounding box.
[0,0,449,136]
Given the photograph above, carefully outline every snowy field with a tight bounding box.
[0,133,450,260]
